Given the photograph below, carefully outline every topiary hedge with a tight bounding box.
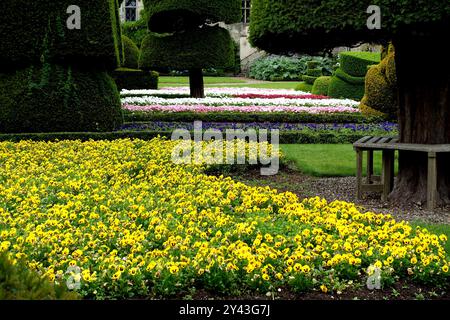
[360,45,398,119]
[339,52,381,77]
[249,0,450,54]
[0,0,122,70]
[122,36,140,69]
[0,63,123,133]
[334,68,366,85]
[144,0,241,33]
[112,68,159,90]
[311,76,331,96]
[139,26,235,70]
[295,82,313,92]
[328,75,366,101]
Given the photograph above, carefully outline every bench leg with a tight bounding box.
[356,149,363,200]
[382,150,394,201]
[427,152,437,211]
[366,150,374,184]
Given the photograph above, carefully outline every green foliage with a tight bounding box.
[144,0,241,33]
[122,36,140,69]
[0,254,79,300]
[122,11,148,48]
[295,82,313,92]
[334,68,366,85]
[112,68,159,90]
[307,68,323,77]
[360,47,398,119]
[0,63,123,133]
[249,0,450,54]
[328,74,365,100]
[0,130,382,145]
[302,75,318,85]
[249,55,335,81]
[123,110,382,124]
[339,52,381,77]
[0,0,122,70]
[139,26,235,70]
[312,76,332,96]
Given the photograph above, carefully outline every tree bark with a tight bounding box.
[390,27,450,207]
[189,68,205,98]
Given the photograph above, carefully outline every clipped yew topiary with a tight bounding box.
[0,0,123,133]
[122,35,140,69]
[328,52,379,100]
[312,76,331,96]
[113,68,159,90]
[250,0,450,206]
[140,0,241,97]
[360,46,397,119]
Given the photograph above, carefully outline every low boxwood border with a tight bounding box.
[123,111,385,124]
[0,130,394,144]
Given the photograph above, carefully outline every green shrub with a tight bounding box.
[307,61,320,69]
[0,63,123,133]
[328,75,365,100]
[339,52,381,77]
[0,254,79,300]
[295,82,313,92]
[249,55,336,81]
[312,76,331,96]
[334,68,366,85]
[122,11,148,48]
[0,0,122,70]
[302,75,318,85]
[360,46,397,119]
[122,36,140,69]
[139,26,235,70]
[112,68,159,90]
[123,111,381,124]
[307,68,323,77]
[0,130,388,145]
[249,0,450,54]
[144,0,241,33]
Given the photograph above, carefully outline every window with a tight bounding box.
[125,0,137,22]
[242,0,251,24]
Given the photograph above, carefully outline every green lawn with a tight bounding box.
[225,82,302,89]
[158,76,301,89]
[159,76,246,85]
[281,144,399,177]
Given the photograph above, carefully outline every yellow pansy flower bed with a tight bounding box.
[0,138,448,298]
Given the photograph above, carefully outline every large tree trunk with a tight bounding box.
[390,27,450,207]
[189,68,205,98]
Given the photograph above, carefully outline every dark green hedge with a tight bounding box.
[339,52,381,77]
[144,0,241,33]
[328,74,365,101]
[302,75,318,85]
[139,26,235,70]
[122,36,140,69]
[249,0,450,54]
[123,111,383,124]
[0,63,123,133]
[312,76,332,96]
[307,69,323,77]
[0,0,121,70]
[0,130,391,145]
[112,68,159,90]
[334,68,366,85]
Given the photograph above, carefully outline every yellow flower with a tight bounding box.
[169,265,179,274]
[301,265,311,273]
[442,265,449,273]
[411,257,418,265]
[320,285,328,293]
[112,271,121,280]
[262,274,270,281]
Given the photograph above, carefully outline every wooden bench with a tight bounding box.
[353,136,450,210]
